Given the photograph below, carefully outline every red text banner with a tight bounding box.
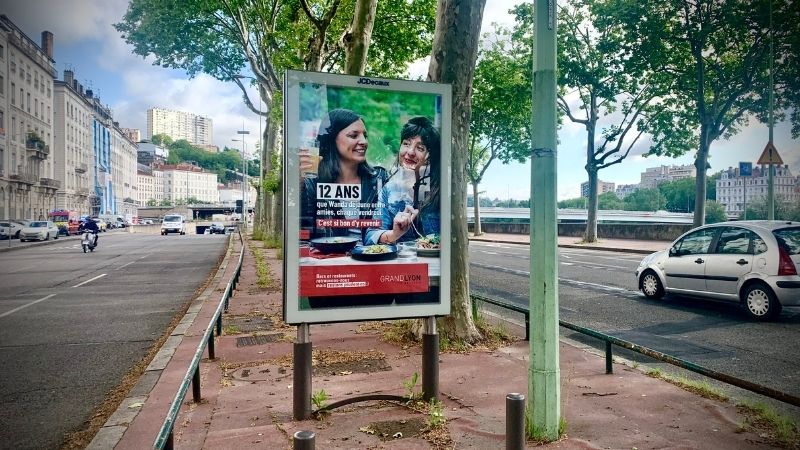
[300,263,429,297]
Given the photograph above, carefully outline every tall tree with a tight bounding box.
[598,0,800,227]
[427,0,487,342]
[116,0,436,236]
[468,31,531,236]
[513,1,689,242]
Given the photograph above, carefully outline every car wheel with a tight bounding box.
[640,270,665,299]
[45,234,49,241]
[742,282,781,321]
[15,231,20,239]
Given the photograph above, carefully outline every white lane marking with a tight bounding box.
[470,261,633,293]
[0,294,56,318]
[72,273,107,288]
[116,261,136,270]
[561,262,574,266]
[562,254,572,259]
[565,259,629,269]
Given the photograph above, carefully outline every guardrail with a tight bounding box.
[472,294,800,408]
[154,230,245,449]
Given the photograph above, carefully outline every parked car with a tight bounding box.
[209,222,225,234]
[0,220,25,239]
[19,221,60,242]
[161,214,186,235]
[636,220,800,320]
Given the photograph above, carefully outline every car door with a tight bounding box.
[662,227,719,294]
[704,227,762,298]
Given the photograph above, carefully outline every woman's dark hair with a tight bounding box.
[400,116,440,212]
[317,108,374,182]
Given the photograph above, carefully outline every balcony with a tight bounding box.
[75,163,88,174]
[39,178,61,189]
[75,188,91,197]
[25,138,49,161]
[9,171,38,185]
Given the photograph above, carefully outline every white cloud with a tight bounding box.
[3,0,127,46]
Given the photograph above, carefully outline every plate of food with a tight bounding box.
[416,234,440,257]
[310,236,360,254]
[351,244,398,261]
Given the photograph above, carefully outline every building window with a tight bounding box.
[0,44,4,58]
[10,83,14,104]
[27,93,30,113]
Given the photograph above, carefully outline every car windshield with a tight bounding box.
[30,222,47,227]
[164,215,182,222]
[774,227,800,255]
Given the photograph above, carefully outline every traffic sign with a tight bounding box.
[739,161,752,177]
[757,141,783,165]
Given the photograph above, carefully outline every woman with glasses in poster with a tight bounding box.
[299,108,388,243]
[365,116,441,246]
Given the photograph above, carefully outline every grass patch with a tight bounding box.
[248,243,276,289]
[380,314,518,353]
[525,413,566,443]
[645,370,728,402]
[223,324,241,335]
[737,401,799,448]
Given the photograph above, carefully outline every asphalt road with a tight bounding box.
[469,241,800,405]
[0,232,227,450]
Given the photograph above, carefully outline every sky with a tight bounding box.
[3,0,798,200]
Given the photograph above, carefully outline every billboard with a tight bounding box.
[283,70,452,324]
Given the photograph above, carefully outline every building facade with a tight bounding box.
[615,183,639,199]
[640,164,696,189]
[147,107,213,147]
[121,127,140,143]
[0,16,58,220]
[156,162,219,204]
[716,164,799,216]
[580,180,615,198]
[110,123,138,217]
[53,69,93,215]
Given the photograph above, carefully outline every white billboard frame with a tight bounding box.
[283,70,452,325]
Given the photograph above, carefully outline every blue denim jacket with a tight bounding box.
[364,187,440,244]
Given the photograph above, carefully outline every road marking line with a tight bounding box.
[0,294,56,318]
[561,262,574,265]
[73,273,107,288]
[470,261,634,294]
[566,260,629,269]
[116,261,136,270]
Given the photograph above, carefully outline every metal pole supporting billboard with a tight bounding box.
[530,0,560,440]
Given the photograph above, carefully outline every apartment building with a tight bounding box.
[0,15,58,220]
[716,164,799,216]
[640,164,696,189]
[110,123,138,217]
[121,127,140,143]
[147,107,213,147]
[580,180,615,198]
[156,162,219,204]
[615,183,639,199]
[53,69,93,215]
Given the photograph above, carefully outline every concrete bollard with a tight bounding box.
[293,430,315,450]
[506,393,525,450]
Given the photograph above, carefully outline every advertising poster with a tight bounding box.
[283,70,452,324]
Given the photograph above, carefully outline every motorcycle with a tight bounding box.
[81,231,98,253]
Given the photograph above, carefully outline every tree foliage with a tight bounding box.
[468,30,532,234]
[705,200,728,224]
[596,0,800,226]
[622,188,665,211]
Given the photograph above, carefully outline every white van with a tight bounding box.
[161,214,186,235]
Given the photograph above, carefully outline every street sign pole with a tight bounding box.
[768,0,775,220]
[739,162,752,220]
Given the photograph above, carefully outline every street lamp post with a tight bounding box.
[233,129,250,228]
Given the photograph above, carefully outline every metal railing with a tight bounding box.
[472,294,800,408]
[154,230,245,449]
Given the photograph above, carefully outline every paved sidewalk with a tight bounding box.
[102,234,785,449]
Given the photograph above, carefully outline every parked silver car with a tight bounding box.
[636,221,800,320]
[19,221,60,242]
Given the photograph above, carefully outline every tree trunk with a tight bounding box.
[427,0,486,343]
[693,144,709,227]
[472,182,482,236]
[585,168,598,242]
[265,114,283,239]
[344,0,377,75]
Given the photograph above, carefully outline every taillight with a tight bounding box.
[778,246,798,276]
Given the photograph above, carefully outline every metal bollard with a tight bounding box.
[605,341,613,374]
[506,393,525,450]
[192,366,201,402]
[293,430,315,450]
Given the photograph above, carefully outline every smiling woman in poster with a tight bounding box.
[300,108,388,242]
[365,116,441,245]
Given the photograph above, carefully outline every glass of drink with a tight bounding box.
[300,137,320,178]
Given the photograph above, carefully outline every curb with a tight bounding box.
[86,234,237,450]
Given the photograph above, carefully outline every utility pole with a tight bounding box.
[235,129,250,227]
[529,0,560,441]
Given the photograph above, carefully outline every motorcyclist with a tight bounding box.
[79,218,99,247]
